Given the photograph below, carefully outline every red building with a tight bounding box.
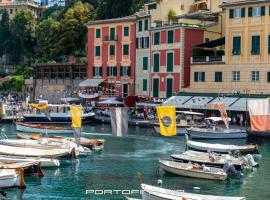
[87,16,136,98]
[150,25,204,98]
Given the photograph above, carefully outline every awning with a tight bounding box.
[98,99,124,105]
[79,79,105,87]
[196,37,225,48]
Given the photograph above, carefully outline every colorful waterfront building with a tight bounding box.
[135,11,151,97]
[188,0,270,95]
[150,24,204,98]
[87,16,136,98]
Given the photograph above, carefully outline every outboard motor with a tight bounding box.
[245,154,259,167]
[223,163,243,179]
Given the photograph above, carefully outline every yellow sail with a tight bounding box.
[70,106,83,128]
[156,106,176,136]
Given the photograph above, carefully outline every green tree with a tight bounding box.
[53,2,94,57]
[36,17,60,59]
[168,9,177,24]
[0,11,10,56]
[43,5,65,20]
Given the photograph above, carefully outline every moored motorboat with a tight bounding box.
[0,155,60,168]
[0,169,26,189]
[141,184,246,200]
[15,122,73,134]
[171,150,245,170]
[186,136,258,154]
[159,160,227,181]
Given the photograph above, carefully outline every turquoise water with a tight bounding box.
[0,123,270,200]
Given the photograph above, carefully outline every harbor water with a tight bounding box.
[1,123,270,200]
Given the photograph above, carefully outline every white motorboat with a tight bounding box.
[186,136,258,154]
[141,184,246,200]
[0,169,25,189]
[159,160,227,181]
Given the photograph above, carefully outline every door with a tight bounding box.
[153,78,159,97]
[123,84,129,97]
[166,78,173,98]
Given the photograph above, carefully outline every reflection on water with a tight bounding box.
[0,123,270,199]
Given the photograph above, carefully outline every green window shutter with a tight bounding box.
[166,78,173,98]
[143,79,147,91]
[268,72,270,82]
[202,72,205,82]
[248,7,253,17]
[110,45,115,55]
[139,20,142,32]
[154,32,160,45]
[107,67,110,76]
[120,66,123,76]
[146,37,150,48]
[143,57,148,70]
[113,67,117,76]
[261,6,265,16]
[154,54,160,72]
[168,30,174,44]
[124,27,129,36]
[232,37,241,55]
[110,28,115,40]
[241,8,245,18]
[144,20,148,31]
[95,46,100,56]
[93,67,95,76]
[123,45,129,55]
[229,9,234,18]
[153,78,159,97]
[99,67,102,76]
[127,67,131,76]
[167,52,173,72]
[96,29,101,38]
[268,35,270,54]
[194,72,198,82]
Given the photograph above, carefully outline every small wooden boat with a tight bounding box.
[0,144,76,159]
[0,155,60,168]
[16,122,73,134]
[141,184,246,200]
[171,151,244,170]
[0,161,43,177]
[186,136,258,154]
[159,160,227,181]
[0,169,26,189]
[16,133,105,152]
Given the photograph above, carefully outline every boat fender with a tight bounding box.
[245,154,259,167]
[16,168,26,189]
[223,163,242,179]
[157,179,163,187]
[71,148,77,160]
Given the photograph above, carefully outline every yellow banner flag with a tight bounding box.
[30,103,48,110]
[156,106,176,136]
[70,106,83,128]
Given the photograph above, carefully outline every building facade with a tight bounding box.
[150,24,204,98]
[87,16,136,98]
[188,0,270,95]
[135,11,151,96]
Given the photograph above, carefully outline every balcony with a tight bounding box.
[104,36,118,42]
[191,55,225,64]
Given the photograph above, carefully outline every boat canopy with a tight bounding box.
[79,79,105,88]
[98,99,124,105]
[205,117,231,122]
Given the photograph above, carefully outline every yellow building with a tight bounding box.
[188,0,270,95]
[0,0,47,20]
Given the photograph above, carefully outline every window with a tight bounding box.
[251,35,260,55]
[139,20,142,32]
[194,72,205,82]
[107,67,117,76]
[215,72,223,82]
[234,8,241,18]
[144,20,149,31]
[95,46,100,56]
[110,45,115,56]
[148,3,157,10]
[232,36,241,55]
[205,38,209,43]
[110,28,115,40]
[143,79,147,91]
[120,66,130,76]
[123,45,129,55]
[93,67,102,77]
[146,37,150,48]
[124,27,129,37]
[141,38,145,48]
[143,57,148,70]
[230,8,245,18]
[167,52,173,72]
[10,9,13,14]
[251,71,260,81]
[136,38,139,49]
[154,32,160,45]
[153,54,160,72]
[232,71,240,82]
[268,35,270,54]
[96,29,101,38]
[168,30,174,44]
[267,72,270,82]
[249,6,265,17]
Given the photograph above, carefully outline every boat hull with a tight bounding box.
[0,170,25,189]
[16,123,73,134]
[187,128,248,139]
[159,160,227,181]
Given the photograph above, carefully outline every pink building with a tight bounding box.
[87,16,136,97]
[150,25,204,98]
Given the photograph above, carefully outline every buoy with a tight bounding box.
[193,187,200,190]
[157,179,163,187]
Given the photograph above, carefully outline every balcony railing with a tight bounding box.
[104,36,118,42]
[191,55,225,64]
